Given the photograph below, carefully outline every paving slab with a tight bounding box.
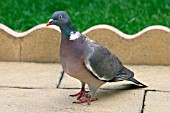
[0,62,170,113]
[0,62,62,88]
[0,88,144,113]
[144,91,170,113]
[59,65,170,91]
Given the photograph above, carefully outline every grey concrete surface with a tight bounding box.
[144,91,170,113]
[0,62,169,113]
[0,88,144,113]
[0,62,62,88]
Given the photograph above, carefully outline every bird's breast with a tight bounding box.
[60,40,84,76]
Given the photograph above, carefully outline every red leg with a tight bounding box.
[73,96,97,105]
[70,87,89,100]
[72,82,102,105]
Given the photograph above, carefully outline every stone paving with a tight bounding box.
[0,62,169,113]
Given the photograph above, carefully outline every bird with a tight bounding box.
[46,11,147,104]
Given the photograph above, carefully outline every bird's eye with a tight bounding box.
[59,15,62,19]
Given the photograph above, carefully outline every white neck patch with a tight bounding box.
[69,31,81,40]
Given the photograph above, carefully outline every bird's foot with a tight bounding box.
[73,96,97,105]
[70,89,89,100]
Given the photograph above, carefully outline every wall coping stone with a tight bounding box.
[0,23,169,65]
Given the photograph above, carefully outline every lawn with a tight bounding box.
[0,0,169,34]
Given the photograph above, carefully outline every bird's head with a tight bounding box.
[47,11,76,37]
[46,11,71,27]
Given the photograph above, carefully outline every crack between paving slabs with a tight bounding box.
[140,89,168,113]
[0,86,44,89]
[141,90,147,113]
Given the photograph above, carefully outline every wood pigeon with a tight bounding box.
[46,11,147,104]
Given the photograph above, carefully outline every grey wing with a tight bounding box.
[84,40,124,81]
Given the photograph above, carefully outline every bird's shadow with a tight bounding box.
[96,84,146,100]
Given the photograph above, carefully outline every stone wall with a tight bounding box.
[0,23,169,65]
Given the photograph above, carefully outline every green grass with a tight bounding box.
[0,0,169,34]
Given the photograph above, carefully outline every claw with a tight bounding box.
[70,89,89,100]
[73,96,97,105]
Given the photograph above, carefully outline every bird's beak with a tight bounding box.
[46,19,54,26]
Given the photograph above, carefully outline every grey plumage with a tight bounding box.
[83,36,147,87]
[84,39,124,81]
[47,11,147,104]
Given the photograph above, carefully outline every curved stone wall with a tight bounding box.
[0,23,169,65]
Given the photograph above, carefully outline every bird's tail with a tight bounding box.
[119,67,147,87]
[111,67,147,87]
[128,77,147,87]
